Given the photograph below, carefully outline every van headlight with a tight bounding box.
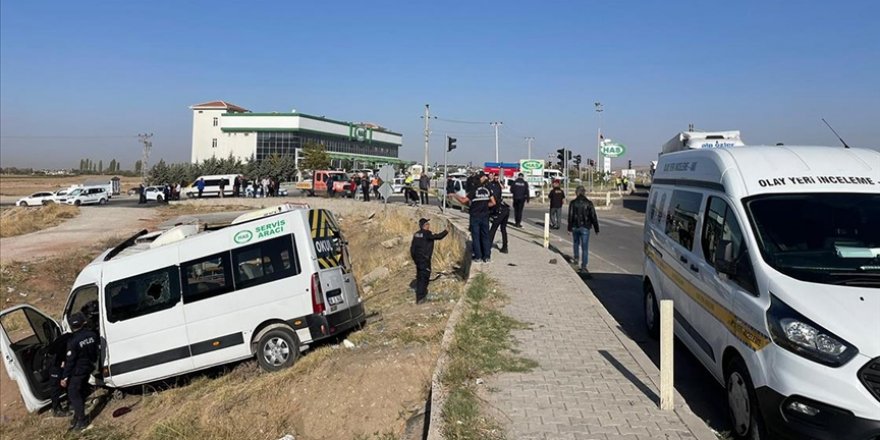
[767,294,858,367]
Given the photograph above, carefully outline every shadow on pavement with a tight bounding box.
[622,197,648,214]
[599,349,660,405]
[583,272,731,434]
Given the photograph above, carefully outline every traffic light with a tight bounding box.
[574,155,582,168]
[447,136,457,152]
[556,148,565,167]
[628,160,632,169]
[588,159,595,167]
[566,150,572,161]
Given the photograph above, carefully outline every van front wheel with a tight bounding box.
[726,357,765,440]
[256,328,300,372]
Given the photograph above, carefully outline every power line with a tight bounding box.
[435,117,493,125]
[0,135,138,139]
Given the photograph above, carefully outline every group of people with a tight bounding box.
[402,172,430,206]
[412,171,602,303]
[348,173,377,202]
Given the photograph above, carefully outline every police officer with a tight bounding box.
[510,173,530,227]
[487,174,509,253]
[456,172,496,263]
[47,331,72,417]
[410,218,450,304]
[547,180,565,229]
[61,312,99,431]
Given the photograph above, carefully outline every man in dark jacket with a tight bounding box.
[61,312,99,431]
[487,174,508,253]
[410,218,450,304]
[510,173,530,227]
[567,186,600,273]
[457,172,496,263]
[547,180,565,229]
[419,173,430,205]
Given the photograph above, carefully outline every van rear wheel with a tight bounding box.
[644,283,660,339]
[256,328,300,372]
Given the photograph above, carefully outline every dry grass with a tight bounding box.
[0,206,468,440]
[0,204,80,238]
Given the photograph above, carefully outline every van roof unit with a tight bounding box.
[661,130,745,154]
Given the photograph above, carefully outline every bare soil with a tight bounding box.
[0,174,143,197]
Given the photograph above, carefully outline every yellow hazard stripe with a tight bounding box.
[645,244,770,351]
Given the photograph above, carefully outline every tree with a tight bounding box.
[148,159,170,185]
[108,159,117,174]
[98,160,104,174]
[134,160,143,175]
[300,142,331,172]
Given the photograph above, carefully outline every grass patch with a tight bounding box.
[0,204,80,238]
[440,274,537,440]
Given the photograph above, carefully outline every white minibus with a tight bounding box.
[1,204,366,412]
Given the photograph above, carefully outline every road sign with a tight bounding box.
[520,159,544,185]
[378,182,393,200]
[600,143,626,158]
[378,165,395,182]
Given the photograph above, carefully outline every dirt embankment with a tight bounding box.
[0,204,80,238]
[0,201,468,440]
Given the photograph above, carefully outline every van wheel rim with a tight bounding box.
[645,291,656,329]
[727,371,751,436]
[263,337,291,366]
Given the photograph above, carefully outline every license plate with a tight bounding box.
[328,295,344,306]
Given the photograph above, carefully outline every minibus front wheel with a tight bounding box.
[256,326,301,372]
[643,281,660,339]
[726,356,766,440]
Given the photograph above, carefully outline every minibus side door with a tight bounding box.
[0,305,61,412]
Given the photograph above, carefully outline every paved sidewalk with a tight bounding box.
[446,217,716,439]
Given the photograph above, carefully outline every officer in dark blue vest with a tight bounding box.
[410,218,450,304]
[60,312,99,431]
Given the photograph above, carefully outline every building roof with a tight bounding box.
[190,100,249,112]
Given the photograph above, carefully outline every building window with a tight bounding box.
[212,138,218,148]
[213,117,218,127]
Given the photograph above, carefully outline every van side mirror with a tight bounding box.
[715,239,737,276]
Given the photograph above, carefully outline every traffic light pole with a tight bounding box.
[443,134,448,211]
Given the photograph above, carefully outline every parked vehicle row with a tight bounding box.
[16,186,109,207]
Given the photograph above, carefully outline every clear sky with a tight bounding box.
[1,0,878,169]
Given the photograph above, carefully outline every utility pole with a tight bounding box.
[138,133,153,182]
[490,121,503,163]
[421,104,432,175]
[525,136,535,160]
[594,102,603,189]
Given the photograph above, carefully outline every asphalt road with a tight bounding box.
[521,194,732,436]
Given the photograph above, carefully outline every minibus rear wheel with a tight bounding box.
[256,327,300,372]
[726,356,766,440]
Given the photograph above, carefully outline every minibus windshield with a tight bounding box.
[745,193,880,286]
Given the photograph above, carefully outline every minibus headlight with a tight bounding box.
[767,294,858,367]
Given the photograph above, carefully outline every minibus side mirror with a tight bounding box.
[715,240,737,276]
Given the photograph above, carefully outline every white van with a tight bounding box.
[185,174,240,198]
[0,204,366,412]
[643,145,880,440]
[64,187,109,206]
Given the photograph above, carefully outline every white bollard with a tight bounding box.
[543,213,550,249]
[660,299,674,410]
[606,191,611,207]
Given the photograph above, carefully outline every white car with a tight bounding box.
[502,178,539,199]
[16,192,57,207]
[64,187,109,206]
[144,186,166,202]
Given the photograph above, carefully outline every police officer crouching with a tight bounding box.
[61,312,99,431]
[410,218,450,304]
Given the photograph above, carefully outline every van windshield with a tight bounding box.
[745,193,880,286]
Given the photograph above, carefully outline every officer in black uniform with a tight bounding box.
[510,173,530,227]
[61,312,99,431]
[410,218,450,304]
[487,174,509,253]
[46,331,72,417]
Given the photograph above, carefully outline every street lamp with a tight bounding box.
[594,102,603,190]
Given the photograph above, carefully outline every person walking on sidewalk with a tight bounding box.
[567,186,599,273]
[419,172,430,205]
[410,218,450,304]
[511,173,530,227]
[456,171,496,263]
[548,180,565,230]
[61,313,99,431]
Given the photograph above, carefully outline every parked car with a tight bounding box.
[392,177,405,193]
[64,187,109,206]
[501,178,539,199]
[437,178,469,211]
[16,192,57,207]
[144,186,165,202]
[295,171,352,197]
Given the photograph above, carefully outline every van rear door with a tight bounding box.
[307,210,360,324]
[0,305,62,412]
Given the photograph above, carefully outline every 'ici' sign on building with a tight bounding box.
[349,124,374,143]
